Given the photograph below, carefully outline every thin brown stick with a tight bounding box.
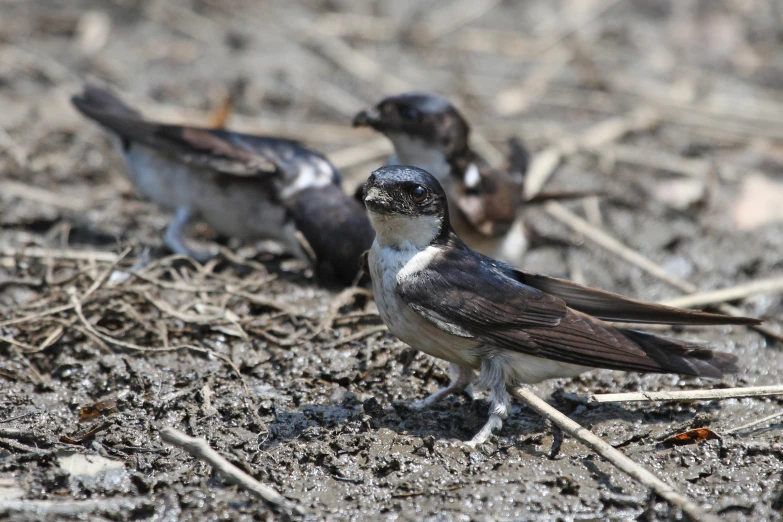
[590,385,783,403]
[659,276,783,309]
[0,304,74,328]
[68,290,247,383]
[512,387,718,522]
[159,427,305,515]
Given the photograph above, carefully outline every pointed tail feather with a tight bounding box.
[618,328,739,378]
[71,84,142,120]
[516,271,761,326]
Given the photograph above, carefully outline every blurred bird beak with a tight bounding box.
[352,108,381,128]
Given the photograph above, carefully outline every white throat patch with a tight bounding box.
[386,133,451,183]
[367,210,442,249]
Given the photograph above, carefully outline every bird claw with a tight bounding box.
[466,413,503,447]
[408,399,430,410]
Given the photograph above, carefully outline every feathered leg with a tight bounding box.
[410,362,475,410]
[468,358,511,447]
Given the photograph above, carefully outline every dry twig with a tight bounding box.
[324,325,388,349]
[0,498,147,517]
[658,276,783,309]
[512,387,718,522]
[160,427,305,515]
[544,202,782,342]
[590,385,783,403]
[410,0,503,43]
[0,246,119,263]
[523,108,659,198]
[725,410,783,435]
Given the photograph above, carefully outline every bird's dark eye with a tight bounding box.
[400,106,420,121]
[410,185,427,202]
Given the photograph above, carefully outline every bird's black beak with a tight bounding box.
[353,108,381,128]
[362,185,391,213]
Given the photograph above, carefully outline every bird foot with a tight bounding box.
[466,414,503,448]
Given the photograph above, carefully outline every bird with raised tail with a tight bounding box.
[72,84,374,286]
[361,165,760,447]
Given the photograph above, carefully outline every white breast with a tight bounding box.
[121,144,288,241]
[368,239,591,384]
[369,240,481,369]
[386,134,451,183]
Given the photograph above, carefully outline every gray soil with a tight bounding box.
[2,0,783,520]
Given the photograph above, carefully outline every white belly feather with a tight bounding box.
[122,145,290,241]
[369,241,482,369]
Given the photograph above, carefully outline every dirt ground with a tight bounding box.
[2,0,783,520]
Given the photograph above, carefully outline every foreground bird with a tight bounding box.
[362,165,759,446]
[354,92,530,263]
[72,84,373,286]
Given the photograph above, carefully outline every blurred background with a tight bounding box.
[3,0,783,297]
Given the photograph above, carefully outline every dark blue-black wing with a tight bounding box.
[72,84,342,182]
[397,244,740,376]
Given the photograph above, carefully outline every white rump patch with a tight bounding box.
[279,159,334,199]
[464,163,481,188]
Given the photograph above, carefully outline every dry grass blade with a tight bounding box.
[67,290,253,403]
[291,19,410,94]
[0,181,90,211]
[133,97,359,143]
[281,13,506,164]
[305,287,374,342]
[411,0,503,43]
[0,248,131,329]
[523,109,658,198]
[544,201,782,342]
[329,137,393,170]
[160,427,306,515]
[0,246,119,262]
[659,276,783,309]
[725,410,783,435]
[545,201,693,290]
[324,325,388,349]
[512,387,718,522]
[590,385,783,403]
[0,127,28,166]
[0,498,148,517]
